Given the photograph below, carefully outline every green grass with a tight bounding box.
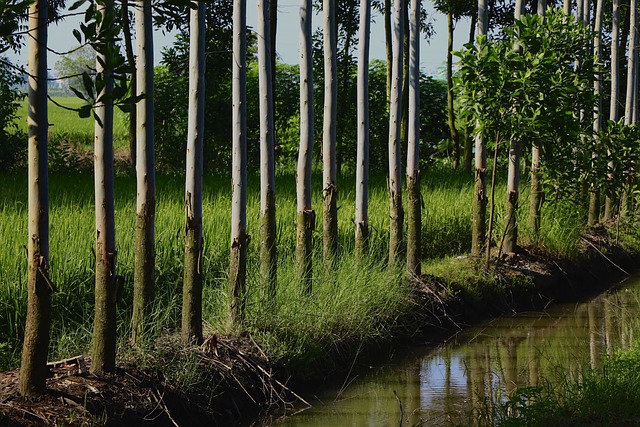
[14,96,130,151]
[0,165,596,373]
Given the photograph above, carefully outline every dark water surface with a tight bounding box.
[275,275,640,426]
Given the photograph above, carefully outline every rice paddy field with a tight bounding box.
[1,98,589,378]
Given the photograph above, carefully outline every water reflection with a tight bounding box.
[277,277,640,426]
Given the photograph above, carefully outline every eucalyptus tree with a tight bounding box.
[388,0,404,266]
[182,0,205,345]
[19,0,51,396]
[229,0,248,324]
[258,0,277,300]
[406,0,420,276]
[322,0,338,263]
[471,0,488,258]
[92,0,118,374]
[604,0,620,220]
[131,0,156,344]
[625,0,637,127]
[588,0,604,226]
[529,0,546,237]
[355,0,371,260]
[501,0,525,256]
[297,0,315,291]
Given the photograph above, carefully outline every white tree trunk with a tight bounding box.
[229,0,248,324]
[388,0,404,266]
[92,1,117,374]
[20,0,51,396]
[605,0,620,220]
[406,0,420,276]
[625,0,637,126]
[537,0,547,15]
[296,0,315,291]
[564,0,571,15]
[588,0,604,226]
[472,0,488,258]
[355,0,371,260]
[257,0,277,300]
[182,0,205,344]
[132,0,156,344]
[322,0,338,262]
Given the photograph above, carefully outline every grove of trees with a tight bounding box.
[2,0,640,403]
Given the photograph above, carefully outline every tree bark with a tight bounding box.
[446,10,460,170]
[472,0,488,258]
[564,0,571,15]
[182,1,205,345]
[258,0,277,302]
[121,0,136,168]
[355,0,371,261]
[132,0,156,345]
[92,1,117,374]
[529,0,547,238]
[229,0,248,325]
[20,0,51,395]
[322,0,338,263]
[270,0,277,126]
[385,0,392,104]
[588,0,604,226]
[388,0,405,267]
[297,0,314,292]
[463,3,477,174]
[502,0,525,255]
[605,0,620,221]
[406,0,420,277]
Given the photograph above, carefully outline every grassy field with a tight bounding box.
[0,160,589,373]
[14,96,130,150]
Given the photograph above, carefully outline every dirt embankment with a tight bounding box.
[1,230,638,426]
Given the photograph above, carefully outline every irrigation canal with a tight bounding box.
[275,274,640,426]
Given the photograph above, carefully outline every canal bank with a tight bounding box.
[1,227,639,426]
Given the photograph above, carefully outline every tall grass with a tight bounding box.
[0,165,593,372]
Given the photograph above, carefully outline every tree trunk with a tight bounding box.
[463,3,477,174]
[385,0,392,104]
[529,0,547,238]
[588,0,604,227]
[121,0,136,168]
[92,1,117,375]
[400,0,409,166]
[388,0,405,267]
[625,0,637,127]
[19,0,51,395]
[297,0,314,292]
[564,0,571,15]
[355,0,371,261]
[406,0,421,277]
[322,0,338,263]
[230,0,248,325]
[182,1,205,345]
[471,0,488,258]
[447,10,460,170]
[502,0,524,256]
[258,0,277,302]
[605,0,620,221]
[132,0,156,345]
[270,0,277,126]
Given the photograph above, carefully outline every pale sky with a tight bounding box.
[7,1,472,78]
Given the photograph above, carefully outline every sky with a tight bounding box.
[6,1,472,78]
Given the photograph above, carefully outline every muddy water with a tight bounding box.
[277,276,640,426]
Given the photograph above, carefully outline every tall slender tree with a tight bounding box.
[297,0,315,291]
[529,0,546,238]
[182,0,205,345]
[604,0,620,220]
[501,0,524,256]
[588,0,604,226]
[229,0,248,324]
[355,0,371,260]
[625,0,637,126]
[564,0,571,15]
[258,0,277,301]
[19,0,51,395]
[388,0,404,266]
[322,0,338,263]
[406,0,421,276]
[472,0,488,258]
[132,0,156,344]
[92,0,117,374]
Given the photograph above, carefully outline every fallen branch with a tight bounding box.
[581,238,630,276]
